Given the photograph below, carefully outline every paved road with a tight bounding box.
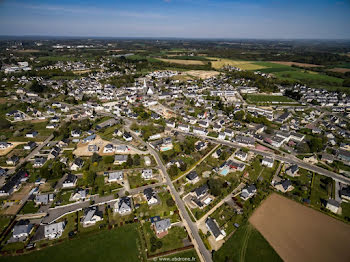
[176,130,350,185]
[7,134,54,175]
[148,144,213,262]
[42,194,117,224]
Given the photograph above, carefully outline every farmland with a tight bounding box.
[0,224,144,262]
[157,58,207,65]
[207,57,266,70]
[213,223,282,262]
[249,193,350,262]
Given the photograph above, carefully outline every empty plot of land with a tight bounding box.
[185,70,220,79]
[250,193,350,262]
[270,61,323,68]
[207,57,266,70]
[158,58,206,65]
[327,68,350,73]
[0,142,26,156]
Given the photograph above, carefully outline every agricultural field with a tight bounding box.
[270,61,323,68]
[0,224,144,262]
[157,58,207,65]
[244,94,297,104]
[213,223,282,262]
[249,193,350,262]
[207,57,266,70]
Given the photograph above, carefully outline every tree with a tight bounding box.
[208,178,222,196]
[166,198,175,207]
[83,170,96,186]
[52,162,64,178]
[30,80,45,93]
[126,155,133,167]
[234,110,245,121]
[0,118,11,129]
[103,156,114,164]
[133,154,141,166]
[168,165,179,178]
[91,153,101,163]
[173,143,182,153]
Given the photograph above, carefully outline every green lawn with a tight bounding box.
[0,216,12,235]
[142,222,187,255]
[128,173,158,189]
[213,223,282,262]
[1,224,144,262]
[150,249,199,261]
[310,174,331,208]
[19,201,39,214]
[245,94,296,104]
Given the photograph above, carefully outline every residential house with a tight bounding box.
[235,150,247,161]
[82,207,103,226]
[11,220,33,242]
[24,141,36,150]
[274,179,293,193]
[153,217,171,237]
[144,188,158,205]
[6,155,19,166]
[102,144,114,153]
[107,171,124,182]
[186,171,199,184]
[35,193,55,205]
[240,185,257,201]
[286,164,299,177]
[71,189,88,201]
[123,132,132,142]
[62,174,77,188]
[144,156,151,166]
[114,196,132,215]
[206,217,226,241]
[262,157,274,168]
[114,155,128,165]
[0,170,28,196]
[26,131,38,138]
[212,148,222,159]
[141,169,153,180]
[44,222,66,239]
[326,199,340,213]
[71,158,84,171]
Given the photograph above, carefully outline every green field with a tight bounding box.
[0,224,144,262]
[150,249,199,261]
[251,61,345,92]
[213,223,282,262]
[245,94,297,104]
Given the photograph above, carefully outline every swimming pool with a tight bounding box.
[220,168,229,176]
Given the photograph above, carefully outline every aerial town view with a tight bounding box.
[0,1,349,262]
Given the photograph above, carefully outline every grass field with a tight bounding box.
[213,223,282,262]
[151,249,199,261]
[0,224,144,262]
[157,58,206,65]
[245,94,296,104]
[250,193,350,262]
[207,57,266,70]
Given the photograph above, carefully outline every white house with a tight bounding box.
[144,188,158,205]
[108,171,124,182]
[44,222,66,239]
[206,217,226,241]
[141,169,153,180]
[262,157,274,168]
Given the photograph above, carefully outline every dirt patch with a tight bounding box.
[185,70,220,79]
[327,68,350,73]
[158,58,206,65]
[0,142,26,156]
[15,49,40,53]
[73,135,111,157]
[249,193,350,262]
[9,184,33,201]
[270,61,323,68]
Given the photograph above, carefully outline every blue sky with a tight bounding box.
[0,0,349,39]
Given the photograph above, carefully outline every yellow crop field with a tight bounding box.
[207,57,266,70]
[158,58,206,65]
